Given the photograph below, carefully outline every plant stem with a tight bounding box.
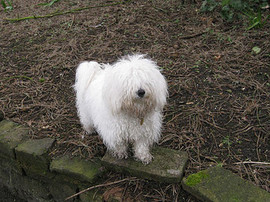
[4,75,33,81]
[5,0,130,22]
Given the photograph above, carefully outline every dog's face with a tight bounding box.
[103,55,167,118]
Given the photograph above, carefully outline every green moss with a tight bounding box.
[185,170,209,187]
[232,196,240,202]
[183,166,270,201]
[50,156,102,183]
[0,120,29,158]
[0,120,17,134]
[16,138,55,156]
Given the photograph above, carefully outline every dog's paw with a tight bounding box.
[85,127,95,134]
[112,150,128,159]
[134,152,153,165]
[117,151,128,159]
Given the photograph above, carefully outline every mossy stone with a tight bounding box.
[0,153,23,175]
[0,120,29,158]
[48,179,78,202]
[185,170,209,187]
[102,147,188,183]
[79,187,103,202]
[182,166,270,202]
[15,138,55,156]
[50,156,102,184]
[0,163,51,201]
[0,111,4,121]
[0,120,20,135]
[15,138,55,178]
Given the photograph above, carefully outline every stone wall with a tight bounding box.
[1,115,269,202]
[0,119,103,202]
[0,117,188,202]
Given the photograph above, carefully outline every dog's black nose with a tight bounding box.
[137,89,145,98]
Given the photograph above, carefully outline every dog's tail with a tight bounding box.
[74,61,101,99]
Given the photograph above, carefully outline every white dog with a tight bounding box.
[74,54,167,164]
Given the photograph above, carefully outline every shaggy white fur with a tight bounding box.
[74,54,167,164]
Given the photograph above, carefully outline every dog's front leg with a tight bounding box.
[111,140,128,159]
[133,139,153,164]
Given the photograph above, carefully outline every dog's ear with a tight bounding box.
[102,69,123,115]
[157,79,168,110]
[104,93,122,115]
[152,68,168,111]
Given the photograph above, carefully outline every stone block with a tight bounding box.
[0,111,4,121]
[0,184,27,202]
[79,187,103,202]
[0,162,15,187]
[182,166,270,202]
[50,156,103,184]
[15,138,55,178]
[14,175,52,202]
[0,165,52,202]
[102,147,188,183]
[0,120,29,158]
[0,153,23,175]
[48,179,78,202]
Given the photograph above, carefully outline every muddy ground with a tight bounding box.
[0,0,269,201]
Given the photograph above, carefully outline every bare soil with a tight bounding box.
[0,0,269,201]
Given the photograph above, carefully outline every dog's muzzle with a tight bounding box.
[137,89,145,98]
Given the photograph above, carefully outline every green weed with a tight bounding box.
[227,36,232,43]
[252,46,261,54]
[244,9,270,30]
[200,0,218,12]
[200,0,269,29]
[222,136,232,147]
[38,0,60,7]
[1,0,13,11]
[39,78,45,83]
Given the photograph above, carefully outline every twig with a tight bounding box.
[65,177,137,201]
[234,161,270,165]
[167,113,182,124]
[178,31,207,40]
[5,1,130,22]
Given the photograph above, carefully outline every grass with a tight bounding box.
[38,0,60,7]
[1,0,13,11]
[201,0,270,30]
[244,9,270,30]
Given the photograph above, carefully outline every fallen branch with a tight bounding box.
[234,161,270,165]
[5,0,130,22]
[65,177,137,201]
